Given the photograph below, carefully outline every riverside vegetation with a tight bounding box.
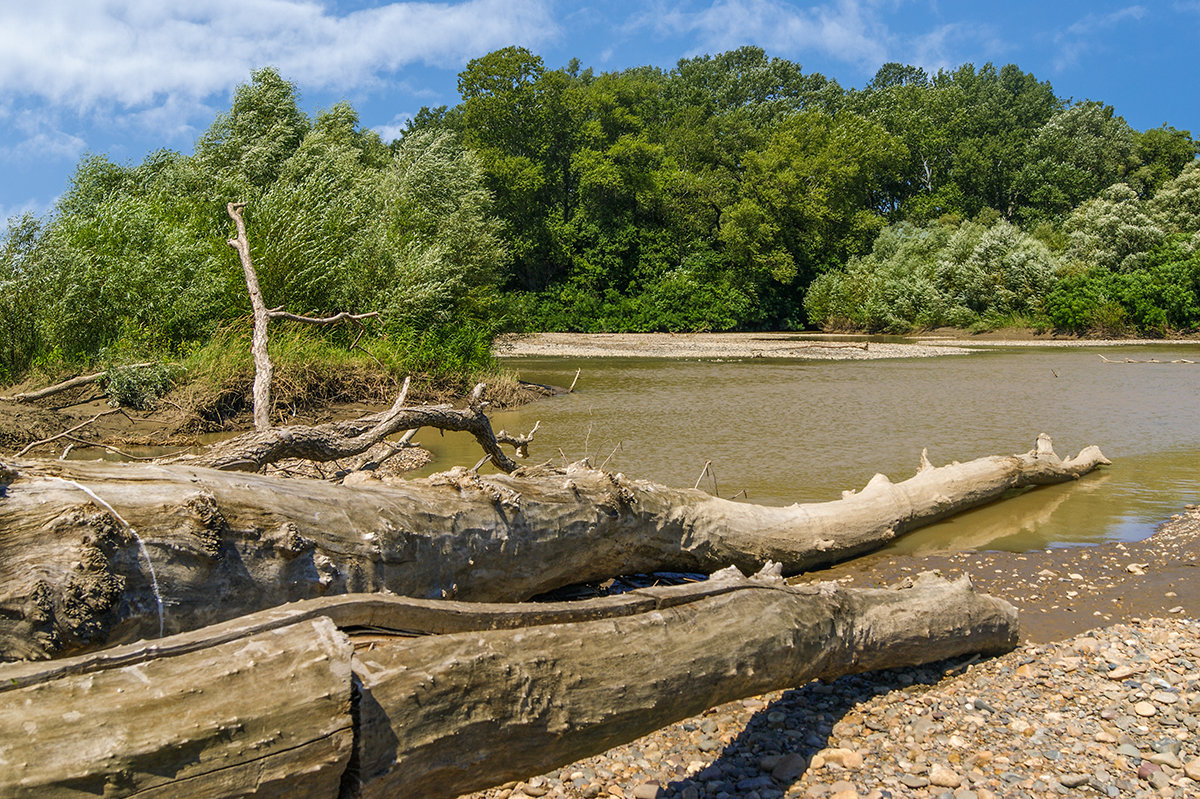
[1,49,1198,410]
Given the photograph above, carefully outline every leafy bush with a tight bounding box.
[805,219,1061,331]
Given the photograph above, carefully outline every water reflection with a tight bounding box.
[443,343,1200,553]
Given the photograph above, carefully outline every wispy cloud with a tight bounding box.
[651,0,893,67]
[373,113,415,143]
[0,1,558,111]
[908,21,1007,76]
[0,108,87,164]
[1053,5,1147,71]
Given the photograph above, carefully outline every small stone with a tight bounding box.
[1117,743,1142,759]
[818,748,863,770]
[1134,701,1158,717]
[1146,751,1182,769]
[929,766,962,788]
[772,753,809,782]
[900,775,930,788]
[1151,691,1179,705]
[1059,773,1090,788]
[1184,758,1200,780]
[1107,665,1137,680]
[632,784,661,799]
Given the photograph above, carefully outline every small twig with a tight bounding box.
[16,409,123,456]
[694,460,712,491]
[268,310,380,326]
[59,435,185,462]
[599,441,623,470]
[568,368,582,393]
[558,448,569,467]
[471,454,491,472]
[730,489,748,500]
[59,443,74,461]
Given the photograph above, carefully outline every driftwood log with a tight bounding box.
[0,435,1105,660]
[0,570,1018,798]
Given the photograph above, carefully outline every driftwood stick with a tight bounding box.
[269,309,380,326]
[14,409,123,456]
[168,380,531,473]
[0,364,157,403]
[1099,354,1196,364]
[568,367,582,392]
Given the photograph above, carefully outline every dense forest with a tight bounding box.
[2,47,1198,390]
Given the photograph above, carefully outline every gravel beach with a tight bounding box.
[464,510,1200,799]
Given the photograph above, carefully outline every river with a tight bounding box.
[412,342,1200,554]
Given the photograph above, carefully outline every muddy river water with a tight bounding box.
[414,342,1200,554]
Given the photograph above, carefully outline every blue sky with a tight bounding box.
[2,1,1197,226]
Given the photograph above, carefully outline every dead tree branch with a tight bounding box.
[225,202,384,432]
[0,364,157,403]
[14,409,123,457]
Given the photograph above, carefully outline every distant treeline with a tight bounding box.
[2,48,1199,383]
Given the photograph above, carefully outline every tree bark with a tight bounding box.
[0,571,1017,799]
[0,435,1104,661]
[226,202,274,432]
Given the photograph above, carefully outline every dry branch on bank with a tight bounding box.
[0,435,1105,660]
[0,363,158,403]
[0,569,1018,799]
[163,379,535,473]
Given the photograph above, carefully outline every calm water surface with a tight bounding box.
[414,343,1200,554]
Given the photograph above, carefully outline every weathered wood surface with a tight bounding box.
[0,614,353,798]
[0,572,1018,799]
[0,435,1103,660]
[347,571,1017,798]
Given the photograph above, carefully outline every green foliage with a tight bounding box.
[2,68,505,391]
[805,219,1061,332]
[1065,183,1166,271]
[1045,252,1200,335]
[0,214,50,382]
[1015,101,1136,221]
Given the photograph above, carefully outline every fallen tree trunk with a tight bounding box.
[0,435,1104,660]
[0,571,1018,798]
[0,363,157,403]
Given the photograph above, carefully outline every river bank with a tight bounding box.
[465,509,1200,799]
[495,331,1200,360]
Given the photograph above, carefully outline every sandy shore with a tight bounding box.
[494,333,974,360]
[496,332,1200,360]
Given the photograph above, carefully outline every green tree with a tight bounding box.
[195,67,310,192]
[1015,101,1136,221]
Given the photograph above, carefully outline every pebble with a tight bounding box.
[468,618,1200,799]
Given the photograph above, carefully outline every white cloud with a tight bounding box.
[0,108,87,164]
[1053,6,1147,71]
[651,0,893,67]
[0,1,558,111]
[907,21,1006,76]
[372,112,414,143]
